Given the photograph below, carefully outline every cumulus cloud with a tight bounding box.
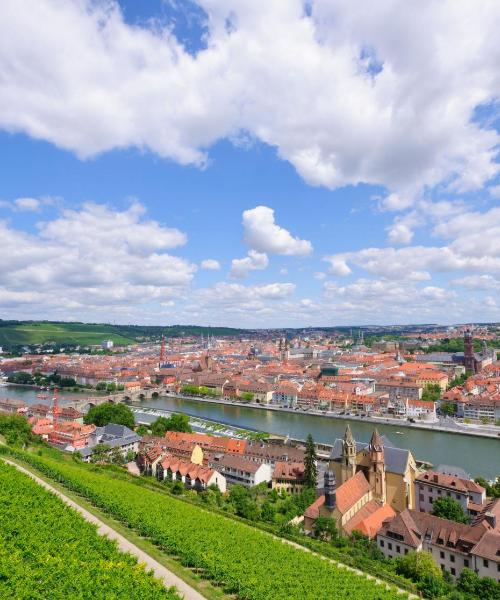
[323,257,352,277]
[0,202,196,319]
[229,249,269,279]
[1,0,499,198]
[200,259,221,270]
[242,206,312,256]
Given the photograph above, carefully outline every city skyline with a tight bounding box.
[1,0,500,327]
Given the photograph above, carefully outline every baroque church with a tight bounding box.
[304,426,418,537]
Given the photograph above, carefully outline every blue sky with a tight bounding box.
[0,1,499,327]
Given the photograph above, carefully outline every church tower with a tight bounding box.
[368,429,386,504]
[464,330,476,373]
[340,424,357,483]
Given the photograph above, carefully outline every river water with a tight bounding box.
[3,386,499,478]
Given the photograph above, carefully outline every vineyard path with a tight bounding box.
[2,458,207,600]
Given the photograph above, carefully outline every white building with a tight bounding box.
[415,471,486,517]
[101,340,114,350]
[208,454,272,487]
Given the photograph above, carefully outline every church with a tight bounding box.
[304,426,418,537]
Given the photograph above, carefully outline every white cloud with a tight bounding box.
[200,259,221,270]
[242,206,312,256]
[489,185,500,199]
[14,197,41,211]
[451,275,500,291]
[386,222,414,245]
[323,257,352,277]
[1,1,498,198]
[0,202,196,319]
[229,249,268,279]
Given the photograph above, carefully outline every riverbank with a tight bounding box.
[162,393,500,440]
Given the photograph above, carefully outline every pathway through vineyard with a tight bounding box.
[2,458,206,600]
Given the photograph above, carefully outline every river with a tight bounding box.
[3,386,499,478]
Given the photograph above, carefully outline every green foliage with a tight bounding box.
[151,414,192,436]
[180,384,221,398]
[431,497,469,523]
[4,451,407,600]
[84,403,135,428]
[457,567,500,600]
[90,443,112,463]
[0,461,178,599]
[240,391,254,402]
[440,401,456,416]
[0,413,33,446]
[313,516,338,541]
[304,433,318,488]
[447,373,468,389]
[474,476,500,498]
[395,550,444,597]
[421,384,441,402]
[136,424,149,436]
[7,371,33,384]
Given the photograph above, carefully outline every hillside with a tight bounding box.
[0,320,248,350]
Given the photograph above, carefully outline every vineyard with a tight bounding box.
[0,461,178,599]
[2,449,410,600]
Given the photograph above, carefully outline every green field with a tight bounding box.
[0,447,409,600]
[0,460,178,599]
[0,320,248,350]
[0,322,136,347]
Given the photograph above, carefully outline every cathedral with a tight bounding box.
[304,426,418,537]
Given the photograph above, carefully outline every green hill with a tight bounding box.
[0,320,248,350]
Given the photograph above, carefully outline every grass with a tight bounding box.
[4,452,230,600]
[0,322,135,347]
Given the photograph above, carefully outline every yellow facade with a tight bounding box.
[330,447,417,512]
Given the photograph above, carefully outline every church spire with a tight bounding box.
[341,424,356,483]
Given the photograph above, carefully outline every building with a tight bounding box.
[79,423,140,461]
[156,456,226,493]
[272,461,305,494]
[102,340,114,350]
[0,398,25,414]
[303,467,396,538]
[375,380,422,401]
[329,425,418,512]
[376,506,500,579]
[415,471,486,517]
[208,454,272,487]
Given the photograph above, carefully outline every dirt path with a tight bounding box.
[2,458,206,600]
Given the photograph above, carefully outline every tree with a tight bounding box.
[304,433,318,489]
[167,413,192,433]
[0,414,33,447]
[313,516,337,541]
[136,424,149,437]
[110,446,125,465]
[90,443,111,463]
[96,381,107,391]
[395,550,442,582]
[240,392,254,402]
[151,416,170,437]
[84,403,135,428]
[422,384,441,402]
[432,497,469,523]
[440,402,456,417]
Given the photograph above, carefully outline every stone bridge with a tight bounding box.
[66,387,164,414]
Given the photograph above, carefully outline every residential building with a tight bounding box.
[79,423,140,461]
[208,454,272,487]
[272,461,305,494]
[415,471,486,517]
[156,456,226,493]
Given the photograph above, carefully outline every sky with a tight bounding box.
[0,0,500,328]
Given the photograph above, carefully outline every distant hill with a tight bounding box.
[0,320,248,350]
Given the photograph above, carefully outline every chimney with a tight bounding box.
[484,512,497,529]
[324,470,336,510]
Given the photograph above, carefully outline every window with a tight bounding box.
[484,559,489,568]
[451,568,456,576]
[497,564,500,572]
[429,497,433,504]
[437,489,442,495]
[380,540,384,547]
[450,555,455,563]
[456,493,460,500]
[388,543,392,550]
[396,546,401,554]
[404,549,408,555]
[440,551,445,559]
[464,559,469,568]
[419,494,424,502]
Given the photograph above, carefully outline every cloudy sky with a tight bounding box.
[1,0,500,328]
